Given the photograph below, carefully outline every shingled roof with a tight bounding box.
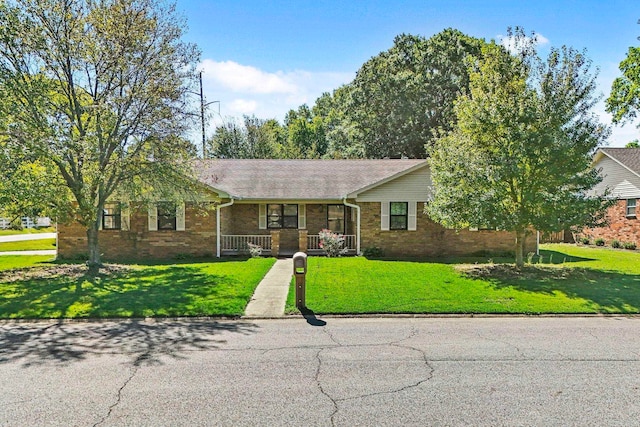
[598,148,640,177]
[193,159,428,200]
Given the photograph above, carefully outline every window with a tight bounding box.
[327,205,345,234]
[157,202,177,230]
[102,203,121,230]
[267,204,298,229]
[390,202,408,230]
[627,199,637,218]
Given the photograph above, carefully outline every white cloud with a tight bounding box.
[197,59,354,126]
[228,99,258,114]
[499,32,550,55]
[200,59,298,94]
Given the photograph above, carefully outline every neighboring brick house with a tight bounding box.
[58,159,535,259]
[578,148,640,245]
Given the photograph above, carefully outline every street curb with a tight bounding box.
[1,313,639,324]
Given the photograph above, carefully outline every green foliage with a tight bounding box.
[611,239,621,248]
[283,105,328,158]
[337,29,487,158]
[580,237,591,245]
[362,246,385,258]
[626,140,640,148]
[427,28,611,266]
[0,0,201,266]
[607,46,640,127]
[594,238,605,246]
[623,241,637,250]
[208,115,284,159]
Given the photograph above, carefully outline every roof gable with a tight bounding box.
[193,159,428,200]
[597,148,640,179]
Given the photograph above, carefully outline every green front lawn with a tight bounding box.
[0,238,56,252]
[0,255,55,271]
[0,257,275,318]
[286,244,640,314]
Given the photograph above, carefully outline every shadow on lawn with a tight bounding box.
[0,265,250,319]
[463,264,640,313]
[0,319,258,367]
[364,249,594,266]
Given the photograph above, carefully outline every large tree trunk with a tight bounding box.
[515,229,526,268]
[86,223,102,271]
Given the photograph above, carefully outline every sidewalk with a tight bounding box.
[0,250,56,256]
[244,258,293,318]
[0,232,56,243]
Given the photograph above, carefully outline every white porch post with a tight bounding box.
[343,198,360,254]
[216,199,234,257]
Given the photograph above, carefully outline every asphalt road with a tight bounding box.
[1,317,639,426]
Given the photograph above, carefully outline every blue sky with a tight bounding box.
[178,0,640,147]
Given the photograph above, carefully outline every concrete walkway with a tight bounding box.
[244,258,293,318]
[0,232,56,242]
[0,250,56,256]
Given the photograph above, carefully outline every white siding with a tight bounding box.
[593,157,640,198]
[356,165,432,202]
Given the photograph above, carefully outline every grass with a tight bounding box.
[0,227,55,236]
[286,244,640,315]
[0,257,275,318]
[0,238,56,252]
[0,255,56,271]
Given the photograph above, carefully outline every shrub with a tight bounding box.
[579,237,590,245]
[594,238,605,246]
[363,246,385,258]
[247,242,262,258]
[318,229,348,257]
[623,241,637,250]
[9,219,23,231]
[611,240,621,248]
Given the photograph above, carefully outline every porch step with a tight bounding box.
[244,258,292,318]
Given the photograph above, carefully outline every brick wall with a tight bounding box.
[58,201,535,260]
[578,199,640,245]
[58,203,217,260]
[358,202,534,257]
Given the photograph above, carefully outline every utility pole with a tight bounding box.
[199,71,206,158]
[197,71,220,159]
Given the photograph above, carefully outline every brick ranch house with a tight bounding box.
[579,147,640,245]
[58,159,536,259]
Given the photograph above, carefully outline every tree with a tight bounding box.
[0,0,200,267]
[341,29,487,158]
[626,140,640,148]
[283,105,327,158]
[207,115,283,159]
[607,46,640,130]
[427,30,611,267]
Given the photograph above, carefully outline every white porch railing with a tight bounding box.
[0,218,9,229]
[221,235,272,254]
[308,234,356,252]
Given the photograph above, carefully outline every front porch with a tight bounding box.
[220,230,357,257]
[217,202,359,257]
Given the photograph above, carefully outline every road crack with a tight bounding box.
[314,347,339,427]
[93,355,145,427]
